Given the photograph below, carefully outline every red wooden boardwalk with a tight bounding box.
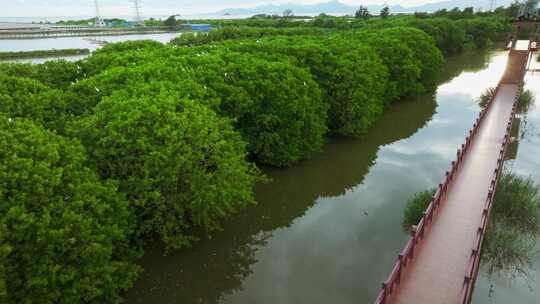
[375,41,535,304]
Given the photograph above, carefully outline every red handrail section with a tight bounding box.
[459,66,527,304]
[374,82,502,304]
[374,49,529,304]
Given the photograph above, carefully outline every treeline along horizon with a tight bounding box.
[0,13,510,303]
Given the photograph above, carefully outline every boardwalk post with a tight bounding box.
[397,254,404,284]
[381,282,387,304]
[411,233,416,258]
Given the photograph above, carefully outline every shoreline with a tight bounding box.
[0,48,90,59]
[0,29,184,40]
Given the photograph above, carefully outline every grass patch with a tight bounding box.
[478,87,496,108]
[0,48,90,60]
[402,189,436,231]
[517,89,535,113]
[491,173,540,236]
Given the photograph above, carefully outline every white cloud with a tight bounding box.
[0,0,469,17]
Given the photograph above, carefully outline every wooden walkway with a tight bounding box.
[390,83,518,304]
[375,41,534,304]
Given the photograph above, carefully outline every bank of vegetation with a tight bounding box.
[0,9,515,303]
[0,48,90,60]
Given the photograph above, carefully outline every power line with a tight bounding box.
[132,0,143,24]
[490,0,497,11]
[94,0,105,27]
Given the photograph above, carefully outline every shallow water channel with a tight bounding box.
[123,50,540,303]
[0,32,180,63]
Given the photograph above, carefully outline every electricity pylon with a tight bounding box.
[94,0,105,27]
[132,0,143,25]
[489,0,497,11]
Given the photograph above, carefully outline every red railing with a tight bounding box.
[458,83,525,304]
[374,82,502,304]
[374,49,530,304]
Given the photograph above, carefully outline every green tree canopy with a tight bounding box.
[164,15,178,28]
[0,117,139,304]
[81,40,166,76]
[321,39,388,136]
[380,6,390,19]
[67,61,215,116]
[355,6,371,19]
[380,27,444,90]
[0,60,82,89]
[359,31,422,102]
[409,18,469,55]
[0,75,69,132]
[73,93,259,249]
[217,36,387,137]
[178,50,329,166]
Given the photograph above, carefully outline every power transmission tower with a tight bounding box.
[489,0,497,11]
[94,0,105,27]
[132,0,143,25]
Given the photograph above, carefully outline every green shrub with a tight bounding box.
[0,74,70,132]
[409,18,469,55]
[78,47,328,167]
[379,27,444,90]
[92,39,164,56]
[320,39,388,136]
[479,87,496,108]
[402,189,436,231]
[457,17,509,49]
[180,50,329,166]
[222,36,388,136]
[358,31,422,102]
[81,41,165,76]
[171,26,325,46]
[0,117,139,304]
[73,93,259,250]
[0,60,82,89]
[518,89,535,113]
[67,61,213,116]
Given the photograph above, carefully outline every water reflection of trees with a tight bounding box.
[482,222,539,285]
[125,88,438,304]
[124,78,438,304]
[437,48,491,83]
[124,50,493,304]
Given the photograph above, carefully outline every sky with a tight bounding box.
[0,0,455,17]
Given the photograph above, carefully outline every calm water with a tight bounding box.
[123,51,539,303]
[0,32,181,63]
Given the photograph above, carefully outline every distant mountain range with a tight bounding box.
[217,0,514,16]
